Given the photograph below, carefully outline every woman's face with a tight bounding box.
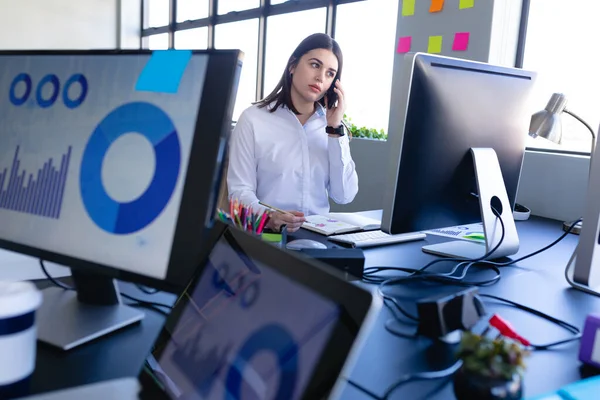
[289,48,338,106]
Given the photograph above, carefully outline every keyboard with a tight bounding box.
[328,230,426,248]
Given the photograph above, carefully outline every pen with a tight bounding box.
[258,201,293,215]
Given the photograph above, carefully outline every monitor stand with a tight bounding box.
[565,250,600,297]
[36,270,145,351]
[422,148,520,260]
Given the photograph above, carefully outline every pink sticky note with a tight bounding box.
[452,32,470,51]
[397,36,412,53]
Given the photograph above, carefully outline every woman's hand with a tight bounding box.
[267,211,306,233]
[325,79,346,131]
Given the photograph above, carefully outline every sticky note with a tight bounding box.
[430,0,444,13]
[397,36,412,53]
[452,32,470,51]
[558,376,600,400]
[135,50,192,93]
[402,0,415,16]
[428,36,443,54]
[459,0,474,9]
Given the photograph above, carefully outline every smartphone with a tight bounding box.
[324,79,338,109]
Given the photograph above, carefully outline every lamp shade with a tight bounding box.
[529,110,562,144]
[528,92,568,145]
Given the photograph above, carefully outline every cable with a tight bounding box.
[39,259,173,313]
[39,259,74,290]
[478,294,581,350]
[136,284,160,295]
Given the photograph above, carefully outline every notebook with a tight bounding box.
[302,213,381,236]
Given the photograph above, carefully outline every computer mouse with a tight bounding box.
[286,239,327,250]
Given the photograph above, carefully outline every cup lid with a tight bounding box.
[0,281,42,319]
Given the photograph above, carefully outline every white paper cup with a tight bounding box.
[0,281,42,398]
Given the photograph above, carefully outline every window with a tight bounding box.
[146,0,169,28]
[218,0,260,15]
[147,33,169,49]
[335,0,398,133]
[522,0,600,154]
[263,8,327,97]
[215,20,259,120]
[177,0,209,22]
[175,28,208,49]
[141,0,368,123]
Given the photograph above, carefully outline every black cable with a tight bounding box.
[136,284,160,295]
[479,294,581,350]
[381,360,462,399]
[39,259,173,313]
[375,208,505,327]
[39,259,74,290]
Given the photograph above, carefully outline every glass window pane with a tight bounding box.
[215,19,259,121]
[148,33,169,49]
[335,0,398,136]
[147,0,169,28]
[218,0,260,15]
[177,0,209,22]
[263,8,327,98]
[175,28,208,49]
[523,0,600,153]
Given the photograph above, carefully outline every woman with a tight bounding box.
[227,33,359,232]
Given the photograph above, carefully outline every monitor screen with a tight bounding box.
[149,231,341,399]
[0,51,240,286]
[382,53,536,235]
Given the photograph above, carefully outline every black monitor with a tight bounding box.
[0,50,242,349]
[381,53,537,260]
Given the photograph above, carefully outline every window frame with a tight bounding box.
[516,0,593,156]
[140,0,365,105]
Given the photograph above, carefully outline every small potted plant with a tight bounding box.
[453,331,529,400]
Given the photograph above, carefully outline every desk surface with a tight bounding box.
[25,214,600,399]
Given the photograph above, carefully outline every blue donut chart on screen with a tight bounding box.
[226,324,298,400]
[80,102,181,234]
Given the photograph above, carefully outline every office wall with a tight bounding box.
[0,0,137,49]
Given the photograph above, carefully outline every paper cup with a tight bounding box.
[0,281,42,399]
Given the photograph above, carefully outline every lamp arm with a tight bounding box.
[564,109,596,141]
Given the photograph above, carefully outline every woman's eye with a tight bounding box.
[327,72,335,78]
[311,62,319,68]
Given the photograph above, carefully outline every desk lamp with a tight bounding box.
[528,93,597,234]
[530,93,600,297]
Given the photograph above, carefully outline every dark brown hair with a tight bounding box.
[256,33,343,114]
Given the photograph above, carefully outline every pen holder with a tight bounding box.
[259,224,288,248]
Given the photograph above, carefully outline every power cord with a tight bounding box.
[346,360,463,400]
[39,259,173,315]
[477,294,581,350]
[374,207,505,337]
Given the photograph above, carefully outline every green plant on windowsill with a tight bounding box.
[343,114,387,140]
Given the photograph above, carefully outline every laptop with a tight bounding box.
[24,221,381,399]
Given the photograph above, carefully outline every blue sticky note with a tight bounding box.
[558,376,600,399]
[135,50,192,93]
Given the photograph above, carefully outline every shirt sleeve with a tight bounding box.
[227,111,261,208]
[327,134,359,204]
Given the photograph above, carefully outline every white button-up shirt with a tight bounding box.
[227,102,358,216]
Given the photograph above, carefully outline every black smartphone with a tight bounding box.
[324,79,338,109]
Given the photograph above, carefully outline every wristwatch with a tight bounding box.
[326,125,345,136]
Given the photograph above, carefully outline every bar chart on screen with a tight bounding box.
[0,145,72,219]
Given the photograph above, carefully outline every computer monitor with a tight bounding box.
[381,53,537,260]
[0,50,242,349]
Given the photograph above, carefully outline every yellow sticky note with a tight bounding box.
[459,0,474,9]
[402,0,416,16]
[428,36,443,53]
